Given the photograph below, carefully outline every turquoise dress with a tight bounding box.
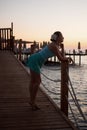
[26,46,55,74]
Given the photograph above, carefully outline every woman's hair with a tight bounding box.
[50,31,61,42]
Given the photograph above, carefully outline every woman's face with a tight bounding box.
[57,33,64,43]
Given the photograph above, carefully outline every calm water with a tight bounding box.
[40,55,87,129]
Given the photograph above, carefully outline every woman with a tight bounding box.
[26,31,73,110]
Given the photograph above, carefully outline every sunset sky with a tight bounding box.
[0,0,87,50]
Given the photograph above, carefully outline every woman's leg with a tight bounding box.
[29,69,41,109]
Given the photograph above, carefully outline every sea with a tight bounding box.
[25,55,87,130]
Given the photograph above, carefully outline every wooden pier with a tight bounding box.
[0,23,79,130]
[0,51,79,130]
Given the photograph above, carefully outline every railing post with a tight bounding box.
[31,44,35,54]
[73,49,75,64]
[61,60,69,117]
[19,39,22,61]
[10,36,14,51]
[79,54,81,66]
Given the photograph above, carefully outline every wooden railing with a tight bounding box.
[14,39,39,61]
[0,23,14,51]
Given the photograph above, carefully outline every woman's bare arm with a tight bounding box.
[48,43,68,61]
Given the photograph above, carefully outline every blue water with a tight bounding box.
[40,56,87,129]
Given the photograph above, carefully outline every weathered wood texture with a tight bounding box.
[0,51,78,130]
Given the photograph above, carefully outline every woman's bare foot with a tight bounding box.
[29,102,40,111]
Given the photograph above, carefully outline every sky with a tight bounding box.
[0,0,87,50]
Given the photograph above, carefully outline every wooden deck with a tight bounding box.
[0,51,78,130]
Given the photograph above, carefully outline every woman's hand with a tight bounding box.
[67,57,75,65]
[63,57,75,64]
[59,43,64,49]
